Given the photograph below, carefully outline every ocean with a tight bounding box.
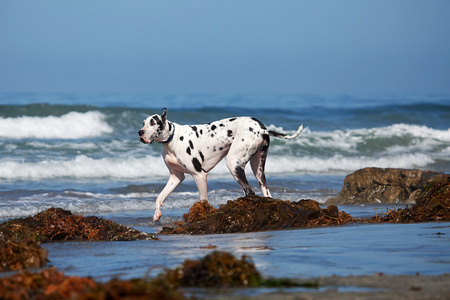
[1,93,450,281]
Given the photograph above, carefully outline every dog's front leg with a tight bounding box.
[153,171,185,222]
[192,173,208,201]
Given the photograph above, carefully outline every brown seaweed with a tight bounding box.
[0,223,48,272]
[162,174,449,235]
[0,268,186,300]
[2,207,156,242]
[0,251,262,299]
[1,208,157,273]
[161,196,355,234]
[157,251,262,288]
[370,174,450,223]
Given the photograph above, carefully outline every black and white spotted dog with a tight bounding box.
[139,108,303,221]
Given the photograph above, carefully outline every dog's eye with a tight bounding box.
[150,119,156,126]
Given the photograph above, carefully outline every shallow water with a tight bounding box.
[44,207,450,281]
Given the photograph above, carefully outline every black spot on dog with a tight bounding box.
[199,129,203,135]
[249,127,254,132]
[168,122,172,132]
[261,134,270,152]
[199,151,204,162]
[189,140,194,149]
[153,116,163,129]
[192,158,202,173]
[180,136,184,141]
[211,134,215,138]
[186,147,191,155]
[227,130,233,137]
[229,118,237,122]
[251,117,267,130]
[219,147,223,151]
[191,126,199,138]
[234,166,255,196]
[219,123,225,127]
[211,125,217,131]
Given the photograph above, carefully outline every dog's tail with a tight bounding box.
[268,124,303,140]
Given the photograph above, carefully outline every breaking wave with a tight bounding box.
[0,111,113,139]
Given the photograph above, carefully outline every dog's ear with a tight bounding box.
[161,107,167,126]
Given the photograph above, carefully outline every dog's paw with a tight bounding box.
[153,211,162,222]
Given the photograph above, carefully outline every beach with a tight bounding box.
[213,274,450,299]
[1,94,450,298]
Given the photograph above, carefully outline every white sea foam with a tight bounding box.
[0,187,331,219]
[0,123,447,181]
[0,190,211,219]
[0,111,113,139]
[265,153,434,175]
[283,124,450,153]
[0,155,169,180]
[0,151,436,181]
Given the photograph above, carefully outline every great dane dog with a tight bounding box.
[139,108,303,221]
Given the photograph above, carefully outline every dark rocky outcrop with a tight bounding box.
[371,174,450,223]
[327,168,441,205]
[1,208,157,272]
[160,196,355,234]
[0,223,49,272]
[0,267,186,300]
[158,251,262,288]
[2,207,156,243]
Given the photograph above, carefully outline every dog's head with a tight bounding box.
[138,108,167,144]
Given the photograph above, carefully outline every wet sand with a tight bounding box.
[208,274,450,299]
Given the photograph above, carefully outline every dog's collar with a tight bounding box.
[161,123,175,144]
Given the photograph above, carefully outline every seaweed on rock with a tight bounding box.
[0,252,264,299]
[0,268,186,300]
[161,196,355,234]
[371,174,450,223]
[157,251,262,288]
[0,223,48,272]
[1,207,157,242]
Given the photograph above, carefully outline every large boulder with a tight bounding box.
[327,168,441,205]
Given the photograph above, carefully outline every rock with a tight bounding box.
[0,252,260,298]
[372,174,450,223]
[160,196,355,234]
[0,268,186,300]
[1,207,157,242]
[0,223,49,272]
[158,251,262,288]
[327,168,441,205]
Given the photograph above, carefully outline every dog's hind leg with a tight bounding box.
[250,149,272,198]
[153,171,185,222]
[226,149,256,196]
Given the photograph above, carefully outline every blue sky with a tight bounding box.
[1,1,449,94]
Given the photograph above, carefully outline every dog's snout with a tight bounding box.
[138,129,144,136]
